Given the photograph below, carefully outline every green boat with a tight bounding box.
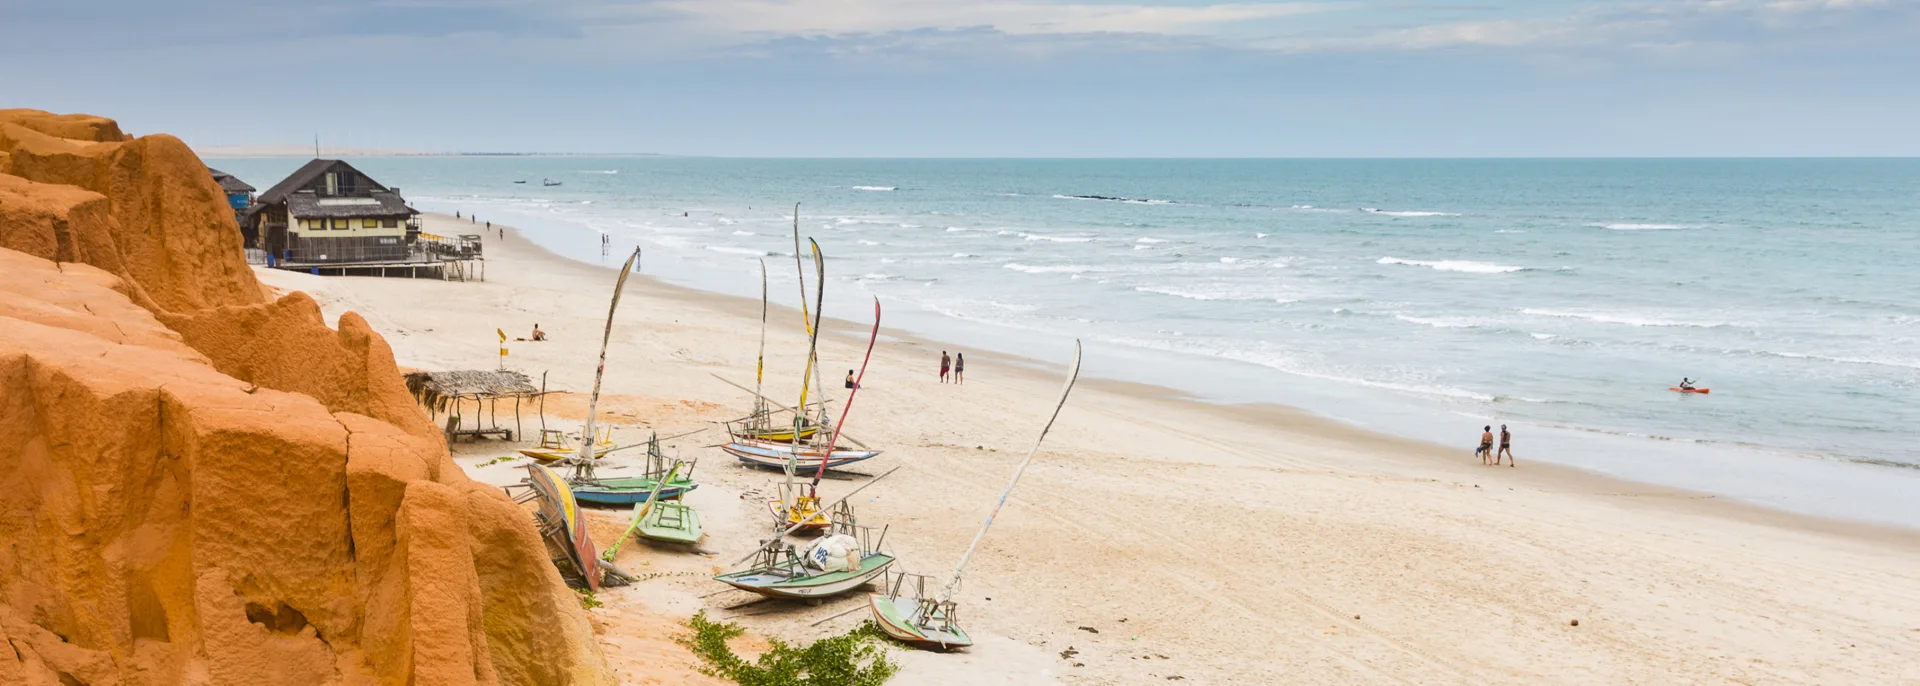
[713,544,895,599]
[635,499,703,544]
[714,500,895,599]
[869,587,971,649]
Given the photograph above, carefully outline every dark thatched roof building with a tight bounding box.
[244,159,420,266]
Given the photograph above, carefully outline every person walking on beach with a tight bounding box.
[953,353,965,385]
[939,351,951,383]
[1476,425,1493,464]
[1495,425,1515,467]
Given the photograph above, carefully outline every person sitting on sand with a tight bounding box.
[531,324,547,342]
[845,369,856,390]
[1496,425,1515,467]
[1476,425,1493,465]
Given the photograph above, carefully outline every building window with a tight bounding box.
[332,218,349,230]
[363,218,377,228]
[378,237,399,245]
[382,218,398,228]
[325,172,339,197]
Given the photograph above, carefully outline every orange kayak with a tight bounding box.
[1668,387,1710,394]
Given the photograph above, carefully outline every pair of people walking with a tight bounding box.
[939,351,965,384]
[1476,424,1515,466]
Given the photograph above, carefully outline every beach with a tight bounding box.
[261,213,1920,685]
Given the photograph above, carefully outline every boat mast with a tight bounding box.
[809,297,880,495]
[754,259,768,433]
[792,205,833,441]
[573,247,643,481]
[938,341,1082,603]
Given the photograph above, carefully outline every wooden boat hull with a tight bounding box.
[766,499,831,533]
[516,446,617,463]
[723,440,881,471]
[713,553,895,599]
[739,425,818,443]
[572,478,697,506]
[868,594,973,649]
[636,501,703,544]
[525,465,598,590]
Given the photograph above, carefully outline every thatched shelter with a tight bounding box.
[404,369,542,442]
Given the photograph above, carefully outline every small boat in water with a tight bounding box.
[542,178,562,186]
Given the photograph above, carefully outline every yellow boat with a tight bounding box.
[744,424,818,443]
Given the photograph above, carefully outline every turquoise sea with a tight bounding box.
[210,157,1920,527]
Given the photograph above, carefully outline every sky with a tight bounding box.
[2,0,1916,156]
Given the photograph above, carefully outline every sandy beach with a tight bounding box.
[257,213,1920,685]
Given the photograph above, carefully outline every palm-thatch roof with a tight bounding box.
[404,370,540,414]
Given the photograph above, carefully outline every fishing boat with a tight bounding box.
[508,463,600,590]
[724,440,882,471]
[636,499,703,544]
[714,500,895,599]
[570,432,701,505]
[599,459,704,559]
[866,342,1082,650]
[517,425,616,463]
[542,178,562,186]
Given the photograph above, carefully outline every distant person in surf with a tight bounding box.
[940,351,951,383]
[1495,425,1515,467]
[531,323,547,342]
[1476,425,1493,464]
[954,353,965,385]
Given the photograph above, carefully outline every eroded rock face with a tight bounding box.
[0,110,611,685]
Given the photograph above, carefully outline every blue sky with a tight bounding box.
[2,0,1915,156]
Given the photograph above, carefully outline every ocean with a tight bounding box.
[209,157,1920,527]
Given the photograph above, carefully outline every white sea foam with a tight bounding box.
[1053,194,1172,205]
[1364,208,1460,217]
[1531,333,1557,340]
[731,230,755,236]
[952,253,975,258]
[851,186,896,191]
[1137,237,1167,244]
[945,227,970,232]
[1021,232,1095,243]
[1219,257,1241,263]
[1378,257,1526,274]
[857,240,881,246]
[1003,262,1093,274]
[1592,223,1694,231]
[1132,284,1300,303]
[578,170,618,174]
[704,245,770,256]
[858,273,898,281]
[1395,315,1483,329]
[1520,308,1728,328]
[1133,245,1152,250]
[1255,233,1269,238]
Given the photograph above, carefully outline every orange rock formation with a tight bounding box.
[0,109,612,684]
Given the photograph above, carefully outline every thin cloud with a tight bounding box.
[644,0,1342,37]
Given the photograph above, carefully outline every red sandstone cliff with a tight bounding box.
[0,109,611,685]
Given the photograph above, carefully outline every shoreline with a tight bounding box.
[260,212,1920,684]
[483,214,1920,544]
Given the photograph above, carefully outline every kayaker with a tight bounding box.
[1496,425,1515,467]
[1679,378,1695,390]
[1476,426,1493,465]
